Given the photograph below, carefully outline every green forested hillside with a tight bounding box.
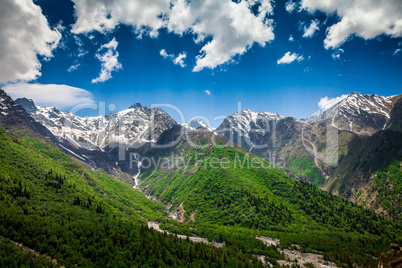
[139,129,402,267]
[0,127,274,267]
[1,124,401,267]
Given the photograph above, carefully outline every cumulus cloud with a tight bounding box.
[3,83,95,109]
[91,38,122,83]
[318,94,348,111]
[285,1,296,13]
[160,49,187,67]
[301,0,402,49]
[277,52,304,64]
[0,0,61,84]
[302,19,320,38]
[71,0,170,37]
[174,53,187,68]
[205,90,211,95]
[289,35,294,42]
[71,0,275,72]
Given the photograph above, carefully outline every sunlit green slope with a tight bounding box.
[139,126,402,267]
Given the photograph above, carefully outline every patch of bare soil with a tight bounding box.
[146,221,225,248]
[256,236,339,268]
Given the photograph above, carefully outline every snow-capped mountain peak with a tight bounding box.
[337,92,393,118]
[309,92,397,135]
[183,119,215,132]
[233,109,284,122]
[215,109,285,150]
[15,98,177,151]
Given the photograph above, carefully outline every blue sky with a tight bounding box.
[1,0,401,127]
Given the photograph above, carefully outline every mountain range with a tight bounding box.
[11,90,401,221]
[0,88,401,267]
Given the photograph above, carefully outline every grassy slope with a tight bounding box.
[140,142,402,268]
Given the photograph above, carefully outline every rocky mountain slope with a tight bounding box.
[215,93,400,176]
[215,109,284,151]
[308,92,397,136]
[0,89,56,141]
[15,97,177,180]
[215,92,402,220]
[15,98,176,151]
[326,98,402,221]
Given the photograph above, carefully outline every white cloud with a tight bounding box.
[67,63,81,72]
[160,49,169,59]
[331,48,344,60]
[174,53,187,68]
[393,48,402,56]
[205,90,211,95]
[74,36,88,58]
[318,94,348,111]
[66,36,88,73]
[289,35,294,42]
[301,0,402,49]
[302,19,320,38]
[285,1,296,13]
[0,0,61,84]
[71,0,170,38]
[277,52,304,64]
[91,38,122,83]
[160,49,187,67]
[3,83,95,109]
[183,1,275,72]
[71,0,275,72]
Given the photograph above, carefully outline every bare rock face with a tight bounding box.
[129,102,142,109]
[378,243,402,268]
[0,89,55,141]
[386,98,402,132]
[14,97,38,113]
